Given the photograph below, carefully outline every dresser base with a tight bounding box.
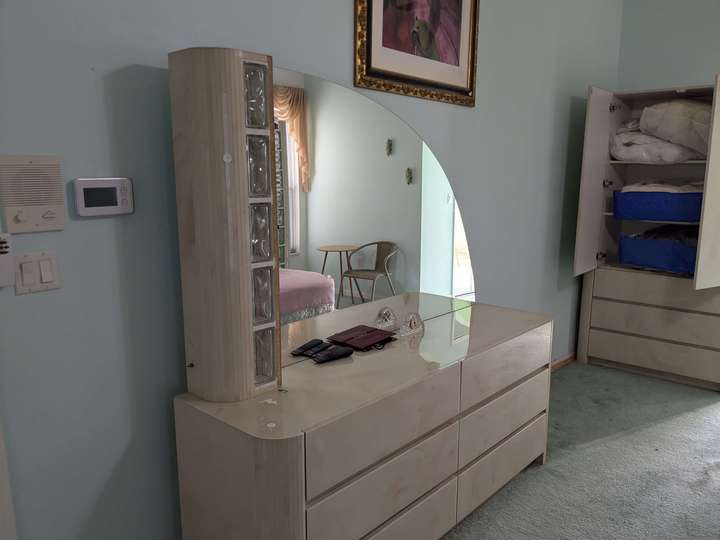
[590,358,720,392]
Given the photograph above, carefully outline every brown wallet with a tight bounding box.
[327,325,396,351]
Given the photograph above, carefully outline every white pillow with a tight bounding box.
[640,99,711,156]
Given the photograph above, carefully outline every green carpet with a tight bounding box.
[445,363,720,539]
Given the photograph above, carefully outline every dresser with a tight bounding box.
[579,265,720,389]
[174,293,553,540]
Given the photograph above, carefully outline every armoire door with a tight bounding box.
[573,87,623,276]
[694,74,720,290]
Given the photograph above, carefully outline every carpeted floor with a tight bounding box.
[445,363,720,540]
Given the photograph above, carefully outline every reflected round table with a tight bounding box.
[318,244,364,307]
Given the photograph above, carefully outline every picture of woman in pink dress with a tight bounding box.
[382,0,462,66]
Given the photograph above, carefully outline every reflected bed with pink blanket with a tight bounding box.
[280,268,335,325]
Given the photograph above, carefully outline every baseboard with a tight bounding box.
[551,354,575,373]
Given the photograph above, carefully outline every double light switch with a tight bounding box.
[15,251,61,295]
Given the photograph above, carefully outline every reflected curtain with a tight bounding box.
[274,86,310,192]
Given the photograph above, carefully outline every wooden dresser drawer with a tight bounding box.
[306,422,458,540]
[589,329,720,383]
[457,414,547,522]
[459,369,549,468]
[591,299,720,349]
[364,477,457,540]
[594,266,720,315]
[305,364,460,500]
[461,323,552,412]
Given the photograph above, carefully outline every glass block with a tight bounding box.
[277,209,285,227]
[254,328,275,384]
[252,267,274,325]
[250,203,272,262]
[244,63,267,128]
[247,136,271,197]
[276,188,284,208]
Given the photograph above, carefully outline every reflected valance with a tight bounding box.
[274,86,310,192]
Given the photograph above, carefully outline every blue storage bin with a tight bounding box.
[619,234,697,275]
[614,191,703,223]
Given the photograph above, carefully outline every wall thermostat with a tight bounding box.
[74,177,134,217]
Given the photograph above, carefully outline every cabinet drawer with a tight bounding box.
[364,477,457,540]
[459,369,549,468]
[589,329,720,383]
[306,422,458,540]
[457,414,547,522]
[461,323,551,412]
[594,266,720,315]
[591,299,720,349]
[305,364,460,500]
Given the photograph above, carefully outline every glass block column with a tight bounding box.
[169,48,281,402]
[245,60,281,391]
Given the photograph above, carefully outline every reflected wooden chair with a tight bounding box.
[338,241,399,306]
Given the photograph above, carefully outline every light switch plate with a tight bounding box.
[15,251,61,295]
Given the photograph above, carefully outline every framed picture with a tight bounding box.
[354,0,479,107]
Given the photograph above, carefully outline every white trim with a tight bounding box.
[253,321,276,332]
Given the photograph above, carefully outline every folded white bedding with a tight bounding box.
[640,99,711,156]
[621,182,704,193]
[610,127,702,163]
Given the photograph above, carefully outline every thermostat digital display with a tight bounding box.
[74,178,134,217]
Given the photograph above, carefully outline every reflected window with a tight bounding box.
[285,124,301,254]
[453,201,474,298]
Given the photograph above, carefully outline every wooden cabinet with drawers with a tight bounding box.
[174,293,553,540]
[573,80,720,388]
[578,266,720,389]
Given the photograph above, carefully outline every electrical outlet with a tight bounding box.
[0,233,14,288]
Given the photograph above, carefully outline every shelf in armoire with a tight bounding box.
[609,159,707,165]
[603,212,699,226]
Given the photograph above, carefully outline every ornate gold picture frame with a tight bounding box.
[354,0,479,107]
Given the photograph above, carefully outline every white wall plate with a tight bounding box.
[15,251,61,295]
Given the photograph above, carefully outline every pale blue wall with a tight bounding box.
[620,0,720,89]
[0,0,623,538]
[304,76,423,298]
[420,143,455,297]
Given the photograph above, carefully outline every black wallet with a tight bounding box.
[291,339,324,356]
[312,345,354,364]
[291,339,354,364]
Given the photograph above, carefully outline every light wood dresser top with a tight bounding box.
[177,293,551,440]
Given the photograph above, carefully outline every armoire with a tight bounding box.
[574,77,720,389]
